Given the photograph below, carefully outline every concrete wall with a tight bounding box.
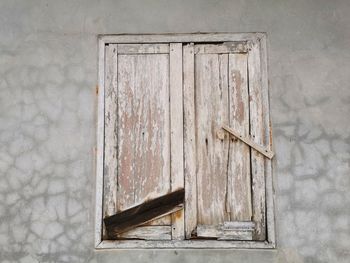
[0,0,349,262]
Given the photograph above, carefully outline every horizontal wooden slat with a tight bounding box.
[223,221,255,230]
[195,43,248,54]
[218,231,253,241]
[100,33,262,44]
[117,44,169,54]
[222,125,274,159]
[98,239,275,249]
[117,226,171,240]
[196,224,254,241]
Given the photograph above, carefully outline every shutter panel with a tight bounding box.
[103,43,184,240]
[184,43,264,240]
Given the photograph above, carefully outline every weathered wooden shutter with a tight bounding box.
[103,43,184,240]
[184,42,272,241]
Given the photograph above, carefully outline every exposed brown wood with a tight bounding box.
[104,189,185,239]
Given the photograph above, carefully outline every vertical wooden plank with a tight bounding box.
[227,54,252,221]
[196,53,230,225]
[117,53,171,225]
[248,41,266,240]
[95,38,106,246]
[170,43,184,240]
[183,44,197,239]
[259,35,275,245]
[103,45,118,231]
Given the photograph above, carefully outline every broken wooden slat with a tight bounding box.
[183,43,197,239]
[222,125,274,159]
[196,221,255,241]
[104,189,185,239]
[117,44,169,54]
[194,42,248,54]
[226,53,252,221]
[117,226,172,240]
[169,43,185,240]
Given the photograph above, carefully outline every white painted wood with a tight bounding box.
[259,34,276,246]
[194,43,248,54]
[103,45,118,228]
[100,33,262,44]
[115,51,171,239]
[218,232,252,241]
[96,33,275,248]
[183,43,197,239]
[118,44,169,54]
[226,53,252,222]
[222,125,274,159]
[248,40,266,241]
[223,221,255,230]
[97,239,275,249]
[195,53,230,225]
[118,226,172,240]
[169,43,184,240]
[95,37,105,247]
[196,222,254,241]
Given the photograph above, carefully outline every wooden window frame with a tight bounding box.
[95,33,276,249]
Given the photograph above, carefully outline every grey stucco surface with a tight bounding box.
[0,0,349,262]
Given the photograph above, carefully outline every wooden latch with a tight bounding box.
[104,188,184,239]
[222,125,274,159]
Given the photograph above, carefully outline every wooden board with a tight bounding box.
[169,43,184,240]
[226,54,252,221]
[118,226,171,240]
[195,53,230,225]
[104,189,184,238]
[183,44,197,239]
[196,221,254,241]
[248,41,266,240]
[223,125,274,159]
[103,44,118,240]
[259,35,276,245]
[118,44,169,54]
[116,53,171,219]
[194,43,248,54]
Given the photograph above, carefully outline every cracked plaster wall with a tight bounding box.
[0,0,349,262]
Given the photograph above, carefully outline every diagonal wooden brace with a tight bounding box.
[222,125,274,159]
[104,188,185,239]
